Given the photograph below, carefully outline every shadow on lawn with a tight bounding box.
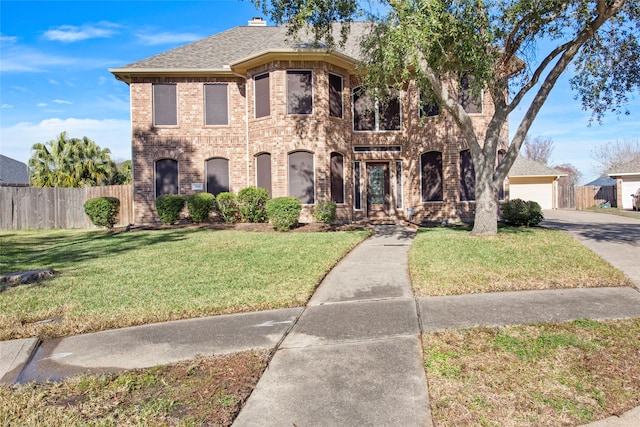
[0,228,198,275]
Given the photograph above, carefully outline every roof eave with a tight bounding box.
[109,68,238,84]
[230,49,358,74]
[608,172,640,177]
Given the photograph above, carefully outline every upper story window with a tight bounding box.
[329,73,343,118]
[353,86,401,132]
[287,70,313,115]
[459,75,483,114]
[419,89,440,119]
[153,84,177,126]
[254,73,270,118]
[204,84,228,126]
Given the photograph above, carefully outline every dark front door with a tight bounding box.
[367,162,390,218]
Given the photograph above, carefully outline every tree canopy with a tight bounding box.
[28,132,117,188]
[253,0,639,235]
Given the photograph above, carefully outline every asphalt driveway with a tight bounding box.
[542,209,640,290]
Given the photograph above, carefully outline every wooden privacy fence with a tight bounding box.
[0,185,133,230]
[558,184,616,210]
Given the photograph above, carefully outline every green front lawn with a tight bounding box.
[409,226,630,296]
[0,228,369,340]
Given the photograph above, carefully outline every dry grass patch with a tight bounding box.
[0,350,269,426]
[423,319,640,426]
[410,226,630,296]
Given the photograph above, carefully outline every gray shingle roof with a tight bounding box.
[607,156,640,175]
[0,155,29,185]
[509,156,567,177]
[111,22,369,73]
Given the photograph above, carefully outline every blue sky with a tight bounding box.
[1,0,639,183]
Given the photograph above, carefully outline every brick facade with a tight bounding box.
[122,45,507,225]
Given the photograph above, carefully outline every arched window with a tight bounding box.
[421,151,443,202]
[155,158,178,197]
[206,157,230,196]
[288,151,315,204]
[256,153,272,198]
[459,149,475,201]
[330,152,345,204]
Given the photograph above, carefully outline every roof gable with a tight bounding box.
[110,22,369,80]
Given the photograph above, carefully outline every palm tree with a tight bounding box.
[28,132,116,187]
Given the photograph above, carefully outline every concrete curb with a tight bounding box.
[0,338,40,385]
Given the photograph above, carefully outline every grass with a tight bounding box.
[424,319,640,426]
[409,225,631,296]
[0,350,270,426]
[0,228,369,340]
[585,206,640,219]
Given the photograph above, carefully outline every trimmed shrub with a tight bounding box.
[84,197,120,229]
[154,194,186,224]
[187,192,215,223]
[266,197,302,231]
[238,186,269,223]
[216,192,239,223]
[502,198,544,227]
[314,200,337,223]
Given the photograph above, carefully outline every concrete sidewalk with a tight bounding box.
[2,223,640,426]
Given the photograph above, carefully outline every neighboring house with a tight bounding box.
[608,157,640,210]
[110,18,509,224]
[506,156,566,210]
[0,155,29,186]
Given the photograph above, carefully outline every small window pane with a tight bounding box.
[419,89,440,118]
[255,73,270,118]
[395,161,403,209]
[207,158,230,196]
[498,150,505,200]
[287,71,313,115]
[256,153,272,198]
[460,149,475,201]
[460,75,482,114]
[379,90,401,131]
[421,151,443,202]
[288,151,315,204]
[353,87,375,131]
[329,73,343,118]
[354,161,362,210]
[153,84,177,126]
[330,152,344,204]
[155,159,178,197]
[205,84,228,126]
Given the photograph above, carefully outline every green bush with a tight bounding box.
[238,186,269,223]
[266,197,302,231]
[314,200,337,223]
[502,198,544,227]
[84,197,120,229]
[187,193,215,223]
[216,192,239,223]
[154,194,186,224]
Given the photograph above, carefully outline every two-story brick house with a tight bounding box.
[110,18,508,225]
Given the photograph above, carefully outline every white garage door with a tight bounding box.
[510,183,553,210]
[620,178,640,209]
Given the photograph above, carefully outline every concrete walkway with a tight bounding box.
[2,221,640,426]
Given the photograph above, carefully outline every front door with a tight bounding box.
[367,162,390,218]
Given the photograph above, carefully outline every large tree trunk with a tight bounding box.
[470,161,499,236]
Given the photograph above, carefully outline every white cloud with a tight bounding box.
[135,31,202,46]
[52,99,73,105]
[1,104,13,109]
[37,103,47,107]
[0,34,18,43]
[0,45,74,72]
[49,79,61,85]
[44,22,120,43]
[0,118,131,163]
